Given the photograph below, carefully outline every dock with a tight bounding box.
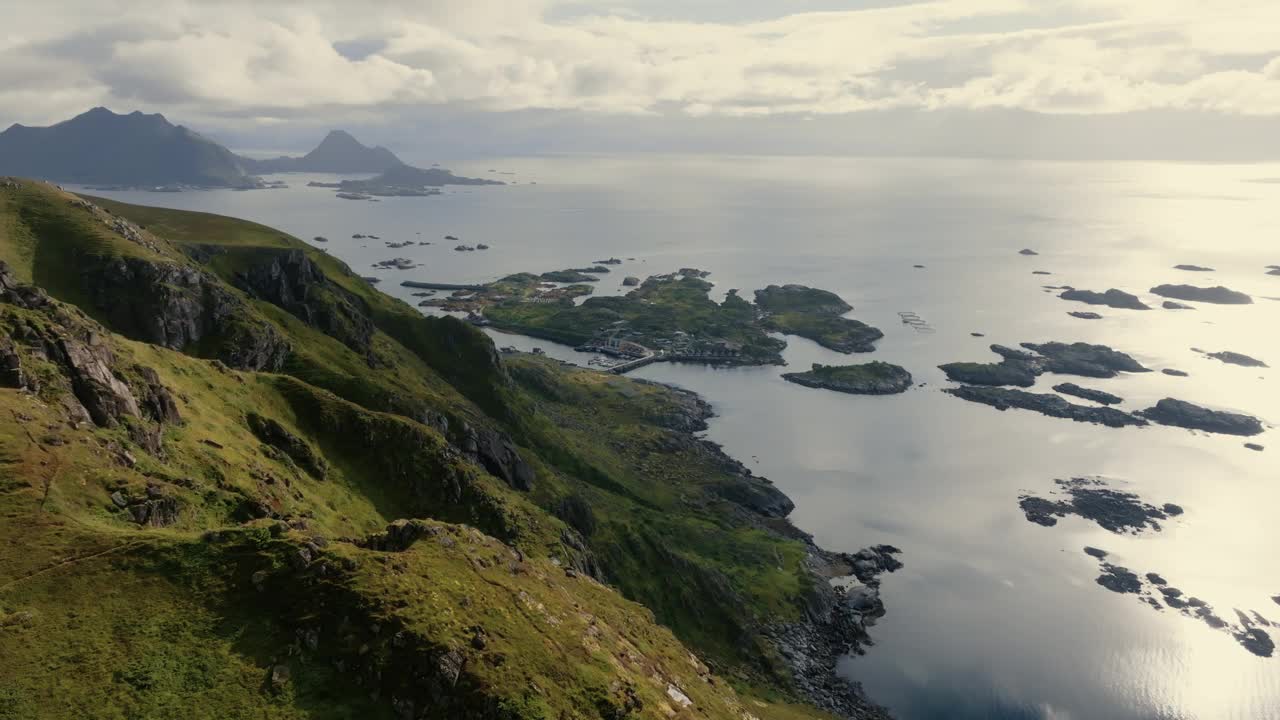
[400,281,484,291]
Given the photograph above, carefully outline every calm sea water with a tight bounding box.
[76,155,1280,720]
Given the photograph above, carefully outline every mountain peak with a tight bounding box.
[242,129,404,174]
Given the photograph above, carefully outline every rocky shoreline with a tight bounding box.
[659,381,901,719]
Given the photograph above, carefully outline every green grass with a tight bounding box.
[762,311,883,353]
[0,180,852,719]
[485,275,786,360]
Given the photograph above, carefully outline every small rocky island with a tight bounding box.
[1206,351,1268,368]
[755,284,883,353]
[1138,398,1265,436]
[782,362,913,395]
[540,269,602,282]
[944,386,1147,428]
[1060,288,1150,310]
[1053,383,1123,405]
[1150,284,1253,304]
[313,163,503,197]
[940,341,1149,387]
[1019,477,1182,534]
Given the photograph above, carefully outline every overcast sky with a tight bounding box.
[4,0,1280,160]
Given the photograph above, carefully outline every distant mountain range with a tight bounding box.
[0,107,252,187]
[239,130,403,174]
[0,108,493,191]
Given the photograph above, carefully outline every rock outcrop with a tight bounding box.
[247,412,328,480]
[1053,383,1123,405]
[0,261,185,453]
[1206,351,1268,368]
[86,255,289,371]
[234,249,375,361]
[1138,398,1264,436]
[940,341,1148,387]
[1060,288,1150,310]
[945,386,1148,428]
[1150,284,1252,305]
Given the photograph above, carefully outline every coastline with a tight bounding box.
[655,379,900,719]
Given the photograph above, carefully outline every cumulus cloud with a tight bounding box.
[5,0,1280,127]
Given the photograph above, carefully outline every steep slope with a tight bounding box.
[0,178,891,719]
[241,130,404,173]
[0,108,254,187]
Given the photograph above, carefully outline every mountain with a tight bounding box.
[0,107,254,187]
[0,178,892,719]
[241,130,403,173]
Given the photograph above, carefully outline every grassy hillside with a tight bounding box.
[0,178,872,719]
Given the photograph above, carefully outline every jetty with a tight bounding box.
[401,281,485,291]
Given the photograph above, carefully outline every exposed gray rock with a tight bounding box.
[1150,284,1252,305]
[711,477,795,518]
[941,341,1147,387]
[358,519,438,552]
[1020,478,1178,534]
[1023,341,1149,377]
[1068,311,1103,320]
[945,386,1147,428]
[461,421,535,491]
[89,254,290,371]
[766,544,901,719]
[269,665,291,694]
[1096,564,1142,593]
[1162,368,1189,377]
[1138,398,1264,436]
[234,249,374,360]
[1162,301,1194,310]
[1060,288,1150,310]
[1053,383,1123,405]
[133,365,182,424]
[49,334,140,427]
[1207,351,1268,368]
[1173,264,1215,272]
[247,412,328,479]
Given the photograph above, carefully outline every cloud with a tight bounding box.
[5,0,1280,128]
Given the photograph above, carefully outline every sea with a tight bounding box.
[74,154,1280,720]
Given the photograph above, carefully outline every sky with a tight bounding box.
[4,0,1280,160]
